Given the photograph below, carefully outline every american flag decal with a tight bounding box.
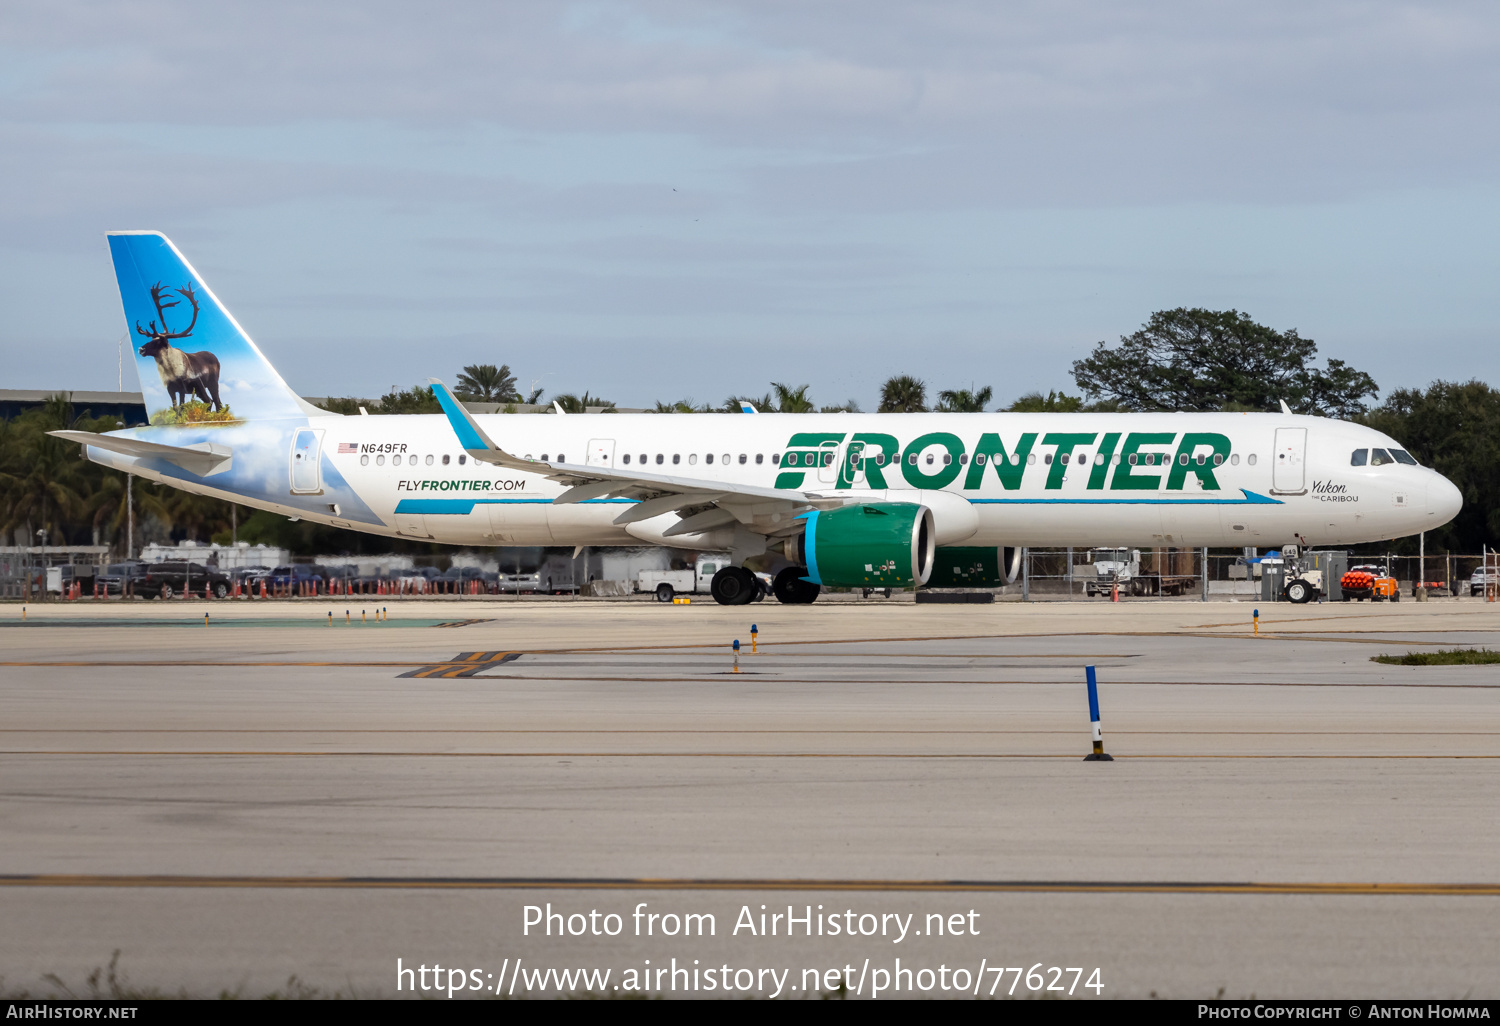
[338,442,358,454]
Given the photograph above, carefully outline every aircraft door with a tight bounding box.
[587,438,615,467]
[1272,427,1307,494]
[839,440,868,487]
[290,428,324,494]
[817,439,842,485]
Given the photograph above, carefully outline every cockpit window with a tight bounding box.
[1350,449,1368,466]
[1370,448,1394,466]
[1391,449,1418,465]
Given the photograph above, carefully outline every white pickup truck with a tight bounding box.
[638,556,759,602]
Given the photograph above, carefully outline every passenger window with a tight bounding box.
[1350,449,1367,466]
[706,454,714,464]
[926,454,935,465]
[907,453,917,465]
[690,454,698,465]
[1060,453,1069,465]
[1391,449,1418,465]
[975,453,986,466]
[1371,448,1393,466]
[1095,453,1105,465]
[376,455,385,466]
[958,454,967,465]
[392,454,402,466]
[673,454,681,465]
[360,454,369,466]
[557,454,565,463]
[1246,454,1256,466]
[623,454,631,464]
[1044,453,1053,465]
[875,453,885,466]
[639,454,647,464]
[656,454,664,465]
[1026,453,1036,465]
[458,455,466,465]
[723,454,731,465]
[1179,454,1189,465]
[1230,454,1239,465]
[1128,453,1138,466]
[426,454,434,465]
[755,454,763,464]
[442,454,450,465]
[739,454,747,465]
[540,454,549,462]
[1213,453,1223,466]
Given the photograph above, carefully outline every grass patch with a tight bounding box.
[1372,648,1500,666]
[150,400,239,426]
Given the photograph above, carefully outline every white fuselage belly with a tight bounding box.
[111,410,1456,551]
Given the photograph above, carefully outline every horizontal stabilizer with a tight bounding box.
[50,430,233,477]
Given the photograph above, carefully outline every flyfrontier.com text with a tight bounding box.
[395,958,1104,998]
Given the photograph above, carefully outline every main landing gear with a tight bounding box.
[710,566,759,605]
[772,567,820,605]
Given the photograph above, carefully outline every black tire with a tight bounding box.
[1392,591,1400,603]
[1285,580,1311,604]
[212,582,228,599]
[772,566,821,605]
[655,583,674,603]
[158,583,174,600]
[710,566,757,606]
[752,580,766,602]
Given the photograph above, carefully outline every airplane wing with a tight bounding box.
[428,380,842,536]
[49,430,233,477]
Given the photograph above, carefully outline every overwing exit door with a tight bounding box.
[1272,427,1307,494]
[290,428,324,494]
[587,438,615,467]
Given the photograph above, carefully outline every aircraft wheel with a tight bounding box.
[752,580,766,602]
[1285,580,1311,604]
[710,566,757,605]
[772,567,821,605]
[655,583,674,603]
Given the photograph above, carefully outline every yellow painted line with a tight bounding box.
[0,875,1496,895]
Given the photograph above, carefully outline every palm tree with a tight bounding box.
[819,399,863,413]
[552,392,617,413]
[0,395,91,544]
[722,393,774,413]
[525,387,545,405]
[653,398,710,413]
[770,383,815,413]
[455,364,520,402]
[879,375,927,412]
[936,385,993,412]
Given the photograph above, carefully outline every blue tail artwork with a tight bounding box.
[108,231,313,425]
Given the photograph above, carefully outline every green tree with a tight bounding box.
[552,392,617,413]
[1006,389,1085,412]
[722,393,774,413]
[878,375,927,413]
[374,386,442,414]
[1360,380,1500,553]
[819,399,862,413]
[1072,308,1378,417]
[455,364,520,403]
[936,386,993,412]
[653,398,711,413]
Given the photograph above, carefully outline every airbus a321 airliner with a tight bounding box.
[54,231,1462,604]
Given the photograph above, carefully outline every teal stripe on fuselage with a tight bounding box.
[395,498,632,515]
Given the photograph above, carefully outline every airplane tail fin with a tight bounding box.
[107,231,319,425]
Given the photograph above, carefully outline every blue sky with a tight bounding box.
[3,2,1499,409]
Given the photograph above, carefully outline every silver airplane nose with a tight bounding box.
[1428,472,1462,526]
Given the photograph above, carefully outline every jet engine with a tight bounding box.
[924,546,1022,588]
[787,502,935,589]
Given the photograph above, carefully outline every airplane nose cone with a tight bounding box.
[1429,472,1462,526]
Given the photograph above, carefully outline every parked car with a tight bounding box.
[1470,569,1497,597]
[499,571,542,594]
[267,565,326,594]
[143,561,231,599]
[97,561,148,596]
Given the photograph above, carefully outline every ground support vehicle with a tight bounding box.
[143,561,231,599]
[638,556,749,602]
[1082,548,1197,597]
[1340,564,1400,602]
[1470,569,1496,597]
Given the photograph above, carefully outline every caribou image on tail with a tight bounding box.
[136,281,223,411]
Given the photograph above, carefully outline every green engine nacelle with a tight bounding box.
[793,502,935,589]
[925,546,1022,588]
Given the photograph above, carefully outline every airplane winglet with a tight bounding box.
[740,401,757,413]
[1279,399,1292,415]
[427,379,498,451]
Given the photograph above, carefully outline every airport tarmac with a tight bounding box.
[1,598,1497,999]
